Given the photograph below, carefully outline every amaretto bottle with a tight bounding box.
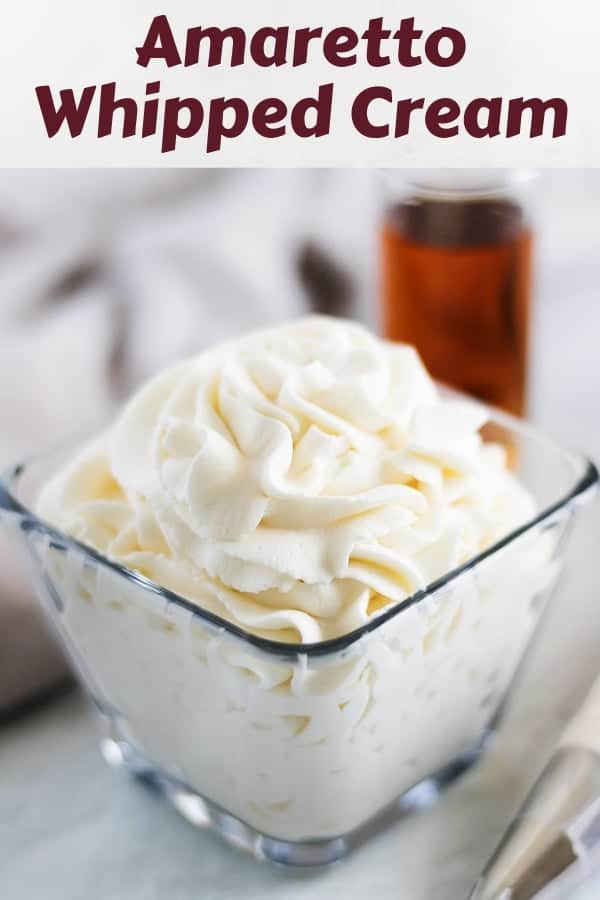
[381,169,536,417]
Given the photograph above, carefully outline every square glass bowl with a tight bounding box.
[0,408,597,866]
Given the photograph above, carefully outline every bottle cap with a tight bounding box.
[383,168,537,200]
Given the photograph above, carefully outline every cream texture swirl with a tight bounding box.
[37,317,535,643]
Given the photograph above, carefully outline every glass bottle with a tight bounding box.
[381,170,536,417]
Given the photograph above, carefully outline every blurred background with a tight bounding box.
[0,167,598,711]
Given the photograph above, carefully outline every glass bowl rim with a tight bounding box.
[1,409,597,660]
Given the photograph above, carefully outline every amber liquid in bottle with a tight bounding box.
[382,195,532,417]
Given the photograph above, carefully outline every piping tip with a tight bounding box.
[467,877,511,900]
[466,747,600,900]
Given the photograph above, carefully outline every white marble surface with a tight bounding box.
[1,170,600,899]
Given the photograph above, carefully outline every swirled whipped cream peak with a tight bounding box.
[37,317,535,643]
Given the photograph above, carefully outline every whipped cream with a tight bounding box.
[37,317,535,644]
[29,316,563,845]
